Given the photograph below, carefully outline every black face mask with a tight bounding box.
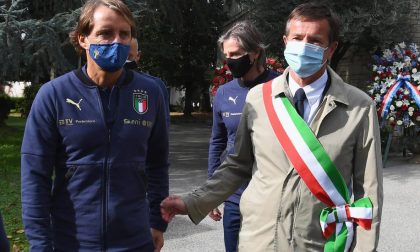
[124,60,138,70]
[226,54,253,78]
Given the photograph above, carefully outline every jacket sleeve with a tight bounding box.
[21,84,58,252]
[183,101,254,224]
[146,87,169,232]
[352,101,383,251]
[155,78,170,128]
[208,88,227,178]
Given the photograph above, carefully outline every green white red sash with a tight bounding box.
[262,80,373,252]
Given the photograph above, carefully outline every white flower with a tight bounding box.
[386,78,396,87]
[403,99,410,106]
[391,67,398,75]
[390,105,395,111]
[372,65,378,71]
[393,62,405,70]
[375,94,381,102]
[396,101,403,107]
[380,87,387,94]
[389,117,395,122]
[383,49,393,60]
[413,68,418,74]
[404,89,410,95]
[408,107,415,112]
[409,111,414,116]
[413,72,420,82]
[410,121,416,126]
[398,42,406,49]
[374,76,380,81]
[411,43,418,52]
[417,116,420,121]
[397,120,403,125]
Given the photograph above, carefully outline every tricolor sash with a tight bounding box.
[262,80,373,252]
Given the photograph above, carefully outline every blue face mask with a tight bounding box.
[284,41,328,78]
[89,42,130,72]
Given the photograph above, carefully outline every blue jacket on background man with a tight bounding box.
[21,68,169,251]
[208,69,279,203]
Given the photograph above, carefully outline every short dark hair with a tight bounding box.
[69,0,136,55]
[218,20,267,68]
[285,2,340,43]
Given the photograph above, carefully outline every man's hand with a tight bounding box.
[160,195,188,222]
[208,207,222,221]
[151,228,164,252]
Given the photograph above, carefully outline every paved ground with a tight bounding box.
[163,122,420,252]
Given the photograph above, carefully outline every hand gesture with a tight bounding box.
[160,195,188,222]
[151,228,164,252]
[208,207,222,221]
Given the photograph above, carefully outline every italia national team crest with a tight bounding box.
[133,90,148,114]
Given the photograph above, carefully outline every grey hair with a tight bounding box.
[218,20,267,68]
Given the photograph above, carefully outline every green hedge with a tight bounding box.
[21,84,42,118]
[0,93,12,126]
[9,97,24,111]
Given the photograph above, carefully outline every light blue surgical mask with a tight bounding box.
[284,41,328,78]
[88,40,130,72]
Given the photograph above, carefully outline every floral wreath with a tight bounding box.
[211,57,285,96]
[367,42,420,128]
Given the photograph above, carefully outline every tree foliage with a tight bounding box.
[0,92,12,125]
[235,0,411,69]
[137,0,228,115]
[0,0,81,83]
[0,0,414,116]
[0,0,229,115]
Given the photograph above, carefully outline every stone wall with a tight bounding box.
[408,1,420,44]
[335,47,372,88]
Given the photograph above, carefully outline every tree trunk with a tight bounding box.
[330,42,352,70]
[200,86,211,112]
[183,84,193,116]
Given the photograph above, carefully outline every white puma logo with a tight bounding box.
[228,96,238,105]
[66,98,83,111]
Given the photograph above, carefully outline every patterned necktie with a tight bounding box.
[293,88,306,118]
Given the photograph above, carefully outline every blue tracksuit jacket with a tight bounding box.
[21,68,169,251]
[208,69,279,204]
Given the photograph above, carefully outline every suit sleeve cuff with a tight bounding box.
[181,194,207,225]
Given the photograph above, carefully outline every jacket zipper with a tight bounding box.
[96,88,111,252]
[102,128,110,252]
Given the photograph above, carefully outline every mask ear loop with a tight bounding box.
[321,46,330,66]
[248,53,257,66]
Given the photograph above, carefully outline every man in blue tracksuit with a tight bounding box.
[208,20,279,252]
[125,37,170,127]
[21,0,168,251]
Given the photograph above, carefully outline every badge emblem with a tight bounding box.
[133,90,148,114]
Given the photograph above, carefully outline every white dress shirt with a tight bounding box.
[289,70,328,124]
